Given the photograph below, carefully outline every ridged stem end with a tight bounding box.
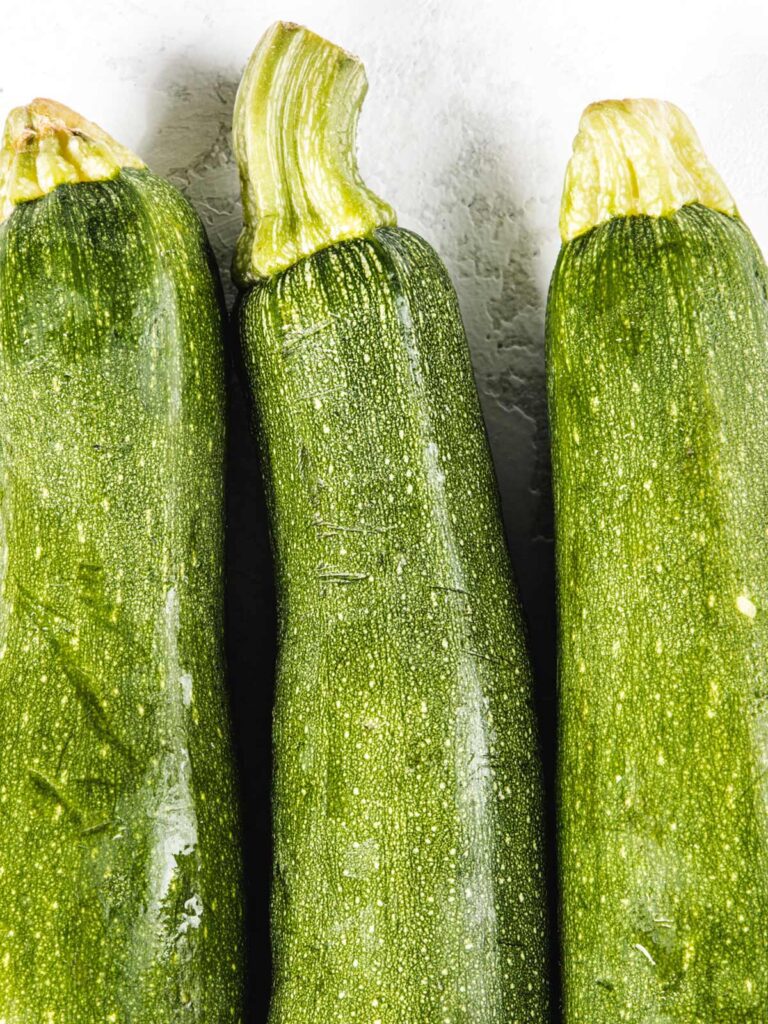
[232,22,396,285]
[559,99,737,242]
[0,99,144,224]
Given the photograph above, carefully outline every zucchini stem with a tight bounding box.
[0,99,144,224]
[232,22,396,284]
[559,99,737,242]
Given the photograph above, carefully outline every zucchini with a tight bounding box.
[0,100,243,1020]
[233,23,549,1024]
[548,99,768,1021]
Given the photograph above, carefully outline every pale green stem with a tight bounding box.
[560,99,737,242]
[0,99,144,224]
[232,21,396,284]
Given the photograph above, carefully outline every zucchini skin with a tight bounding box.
[238,226,548,1024]
[0,170,243,1020]
[548,204,768,1020]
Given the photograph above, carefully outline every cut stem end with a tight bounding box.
[0,99,144,224]
[559,99,737,242]
[232,22,396,284]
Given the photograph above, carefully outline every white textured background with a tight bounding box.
[6,0,768,691]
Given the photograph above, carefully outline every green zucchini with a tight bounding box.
[548,99,768,1021]
[233,23,549,1024]
[0,99,243,1020]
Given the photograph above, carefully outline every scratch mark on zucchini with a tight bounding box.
[17,585,136,764]
[316,564,369,585]
[28,769,84,826]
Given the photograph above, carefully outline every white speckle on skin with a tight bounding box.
[180,672,193,707]
[146,588,199,910]
[177,893,203,935]
[736,594,757,619]
[633,943,656,966]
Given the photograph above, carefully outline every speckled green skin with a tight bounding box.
[548,204,768,1022]
[0,169,243,1021]
[238,226,548,1024]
